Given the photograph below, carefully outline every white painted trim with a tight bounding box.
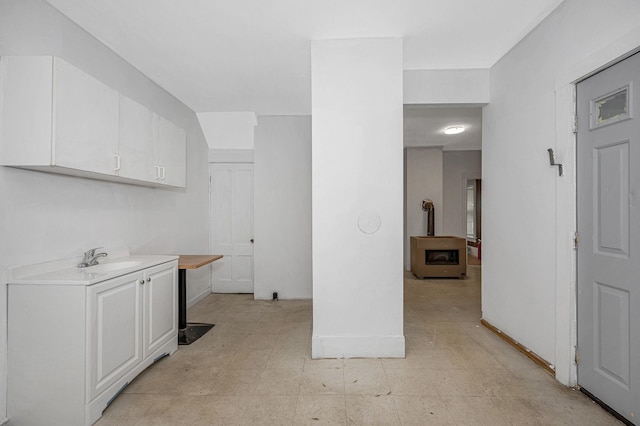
[312,335,406,359]
[555,26,640,90]
[553,24,640,386]
[461,172,482,242]
[554,83,578,386]
[461,173,470,239]
[254,296,312,301]
[208,149,254,163]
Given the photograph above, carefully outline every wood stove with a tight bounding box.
[410,236,467,279]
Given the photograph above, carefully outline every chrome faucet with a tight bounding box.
[78,247,108,268]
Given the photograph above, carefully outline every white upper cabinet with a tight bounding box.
[0,56,186,188]
[118,95,156,183]
[155,113,187,187]
[54,58,119,175]
[119,96,186,187]
[0,56,56,166]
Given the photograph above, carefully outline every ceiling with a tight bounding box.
[404,106,482,150]
[45,0,564,115]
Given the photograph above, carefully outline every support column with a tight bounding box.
[311,38,405,358]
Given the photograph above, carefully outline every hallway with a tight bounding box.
[97,264,619,425]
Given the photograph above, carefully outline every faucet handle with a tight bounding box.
[84,247,103,257]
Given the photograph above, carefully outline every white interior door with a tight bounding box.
[210,163,254,293]
[577,52,640,422]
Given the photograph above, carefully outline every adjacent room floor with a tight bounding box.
[97,264,620,425]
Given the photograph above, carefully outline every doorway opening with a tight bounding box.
[209,162,255,294]
[403,105,483,272]
[402,104,484,330]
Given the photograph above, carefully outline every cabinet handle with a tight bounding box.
[139,279,145,285]
[114,155,121,172]
[160,166,166,180]
[155,165,161,179]
[146,277,151,282]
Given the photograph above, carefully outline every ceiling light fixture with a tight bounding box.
[444,126,465,135]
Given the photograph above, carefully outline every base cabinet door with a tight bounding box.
[88,272,143,400]
[143,263,178,358]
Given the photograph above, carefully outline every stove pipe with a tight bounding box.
[421,199,435,236]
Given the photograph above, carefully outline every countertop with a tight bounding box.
[8,249,178,286]
[178,255,223,269]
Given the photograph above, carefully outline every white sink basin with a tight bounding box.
[8,251,179,286]
[84,260,144,273]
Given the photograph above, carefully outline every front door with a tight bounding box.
[210,163,254,293]
[577,52,640,422]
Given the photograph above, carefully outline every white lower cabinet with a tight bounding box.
[143,264,178,358]
[88,273,143,402]
[7,259,178,426]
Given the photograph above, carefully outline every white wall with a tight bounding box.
[0,0,211,420]
[254,116,312,300]
[197,112,257,150]
[442,150,482,238]
[312,38,404,358]
[483,0,640,376]
[404,147,443,270]
[404,69,489,105]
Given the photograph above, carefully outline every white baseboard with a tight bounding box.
[1,416,8,425]
[312,335,405,359]
[187,288,211,308]
[253,296,313,301]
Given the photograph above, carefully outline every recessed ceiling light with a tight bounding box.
[444,126,465,135]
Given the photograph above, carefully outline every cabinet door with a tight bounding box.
[156,114,186,187]
[87,273,143,401]
[143,263,177,359]
[118,95,156,182]
[0,56,53,166]
[53,58,119,175]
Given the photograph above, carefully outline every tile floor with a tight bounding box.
[97,265,620,425]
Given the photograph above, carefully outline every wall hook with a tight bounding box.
[547,148,563,176]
